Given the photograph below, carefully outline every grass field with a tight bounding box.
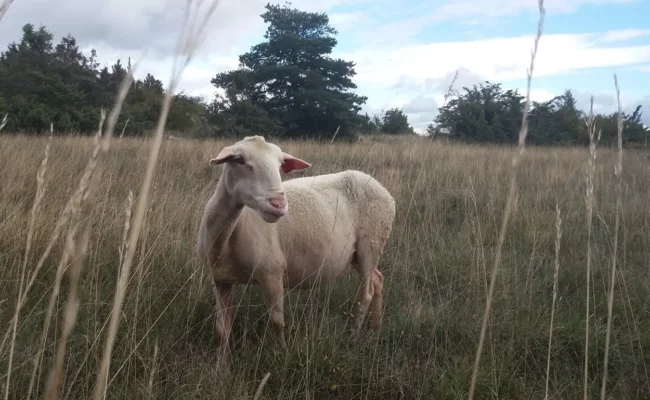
[1,133,649,399]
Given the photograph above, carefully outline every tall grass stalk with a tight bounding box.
[544,205,562,400]
[23,50,141,396]
[91,2,222,398]
[467,1,545,398]
[583,96,601,400]
[44,223,91,400]
[4,126,52,400]
[253,372,272,400]
[0,0,14,21]
[0,53,140,364]
[25,115,106,400]
[599,74,624,400]
[146,341,159,399]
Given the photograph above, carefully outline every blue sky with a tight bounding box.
[320,0,650,130]
[1,0,649,130]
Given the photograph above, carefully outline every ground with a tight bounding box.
[0,133,649,399]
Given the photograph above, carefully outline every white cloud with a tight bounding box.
[528,89,557,102]
[339,30,650,90]
[433,0,637,21]
[0,0,648,130]
[329,12,366,31]
[402,95,440,131]
[600,29,650,43]
[572,90,617,112]
[0,0,272,59]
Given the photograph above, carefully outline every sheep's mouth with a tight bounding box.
[262,208,285,217]
[259,208,286,222]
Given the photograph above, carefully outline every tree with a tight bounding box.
[371,108,414,134]
[528,89,584,145]
[209,2,367,139]
[432,81,525,143]
[594,104,647,147]
[0,24,209,135]
[142,73,164,94]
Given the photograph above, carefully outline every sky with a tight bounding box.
[1,0,649,132]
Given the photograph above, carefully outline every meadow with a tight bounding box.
[0,132,648,399]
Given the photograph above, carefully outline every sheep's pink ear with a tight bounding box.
[281,152,311,173]
[209,146,235,166]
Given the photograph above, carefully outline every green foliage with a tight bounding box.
[431,81,525,143]
[527,89,585,145]
[365,108,415,135]
[594,104,648,146]
[381,108,415,134]
[429,82,648,146]
[2,16,645,146]
[209,2,368,140]
[0,24,208,135]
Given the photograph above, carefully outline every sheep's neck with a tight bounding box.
[205,177,243,258]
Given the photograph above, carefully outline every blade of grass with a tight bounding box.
[544,204,562,400]
[583,95,601,400]
[467,1,545,398]
[600,74,624,400]
[91,2,222,398]
[4,126,52,400]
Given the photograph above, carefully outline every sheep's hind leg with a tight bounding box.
[369,269,384,331]
[351,239,380,334]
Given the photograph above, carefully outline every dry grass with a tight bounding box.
[4,0,648,398]
[468,2,545,398]
[1,132,649,399]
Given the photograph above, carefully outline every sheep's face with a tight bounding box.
[209,136,310,223]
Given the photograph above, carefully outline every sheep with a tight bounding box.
[196,135,395,359]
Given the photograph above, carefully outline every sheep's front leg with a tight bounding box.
[259,273,286,348]
[213,281,234,359]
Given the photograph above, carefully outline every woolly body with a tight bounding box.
[200,169,395,289]
[196,136,395,356]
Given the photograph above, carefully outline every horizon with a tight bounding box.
[1,0,649,133]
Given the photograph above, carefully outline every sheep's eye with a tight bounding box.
[233,156,245,165]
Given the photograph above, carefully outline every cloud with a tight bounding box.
[572,90,617,112]
[0,0,372,72]
[433,0,637,22]
[391,68,485,97]
[402,95,439,114]
[329,12,366,31]
[599,29,650,43]
[339,30,650,91]
[528,89,558,102]
[0,0,647,131]
[402,95,440,131]
[0,0,273,59]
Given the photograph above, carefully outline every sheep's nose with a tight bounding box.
[268,193,287,209]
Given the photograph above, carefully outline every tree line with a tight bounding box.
[429,82,648,147]
[0,3,647,145]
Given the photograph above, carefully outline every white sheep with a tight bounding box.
[196,136,395,358]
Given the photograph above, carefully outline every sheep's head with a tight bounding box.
[209,136,311,223]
